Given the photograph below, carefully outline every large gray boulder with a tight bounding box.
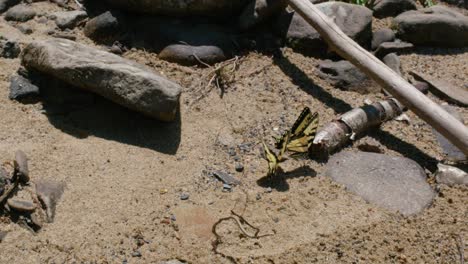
[103,0,249,17]
[393,6,468,47]
[372,0,417,18]
[21,39,182,121]
[326,151,435,216]
[275,2,372,53]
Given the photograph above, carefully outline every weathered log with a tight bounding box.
[312,98,403,155]
[288,0,468,156]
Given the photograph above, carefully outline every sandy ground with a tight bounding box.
[0,2,467,263]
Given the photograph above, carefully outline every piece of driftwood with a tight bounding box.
[288,0,468,156]
[312,98,403,155]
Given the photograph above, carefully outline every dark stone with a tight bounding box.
[393,6,468,47]
[372,0,416,18]
[371,28,395,50]
[84,11,126,43]
[159,44,226,66]
[103,0,249,17]
[382,53,401,76]
[237,0,287,31]
[21,38,182,121]
[0,37,21,58]
[0,0,20,13]
[374,41,413,58]
[9,74,40,103]
[4,4,36,22]
[326,151,435,216]
[235,163,244,172]
[317,60,378,94]
[275,2,372,54]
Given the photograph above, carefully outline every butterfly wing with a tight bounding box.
[262,140,278,176]
[286,112,319,154]
[275,107,314,149]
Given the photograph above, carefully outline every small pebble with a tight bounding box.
[235,163,244,172]
[180,193,189,200]
[131,251,142,257]
[256,193,261,200]
[170,214,176,221]
[266,187,272,193]
[223,184,232,191]
[228,147,236,156]
[7,198,36,212]
[15,150,29,183]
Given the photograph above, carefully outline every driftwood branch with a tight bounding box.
[288,0,468,156]
[312,98,403,155]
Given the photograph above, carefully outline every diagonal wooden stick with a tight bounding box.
[288,0,468,156]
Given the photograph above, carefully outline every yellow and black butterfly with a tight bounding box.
[262,132,290,177]
[275,107,319,158]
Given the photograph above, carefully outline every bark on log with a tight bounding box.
[288,0,468,156]
[312,98,404,155]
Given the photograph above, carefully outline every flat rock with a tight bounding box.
[436,164,468,186]
[317,60,378,94]
[104,0,248,17]
[237,0,287,31]
[0,36,21,58]
[0,0,20,13]
[213,171,241,185]
[4,4,36,22]
[52,10,87,30]
[275,2,372,53]
[374,41,413,58]
[159,44,226,66]
[393,6,468,47]
[9,74,40,103]
[431,104,466,162]
[371,28,395,50]
[326,151,435,216]
[21,39,182,121]
[7,198,36,212]
[372,0,416,18]
[410,71,468,107]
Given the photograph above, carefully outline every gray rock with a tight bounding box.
[326,151,435,216]
[4,4,36,22]
[317,60,378,94]
[275,2,372,53]
[431,104,466,162]
[374,41,413,58]
[235,163,244,172]
[213,170,241,185]
[17,24,33,34]
[180,193,190,200]
[410,71,468,107]
[103,0,249,17]
[9,74,40,103]
[52,10,87,30]
[0,0,20,13]
[0,37,21,58]
[237,0,287,31]
[371,28,395,50]
[436,164,468,186]
[372,0,416,18]
[7,198,36,212]
[21,39,182,121]
[159,44,226,66]
[84,11,126,42]
[393,6,468,47]
[382,53,401,76]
